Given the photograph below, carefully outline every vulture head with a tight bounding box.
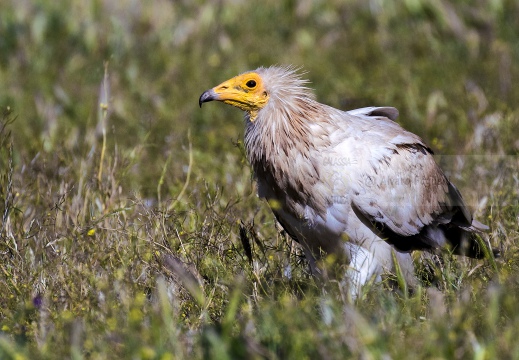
[199,66,314,122]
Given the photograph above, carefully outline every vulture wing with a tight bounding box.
[337,107,490,258]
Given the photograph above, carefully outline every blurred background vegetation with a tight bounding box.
[0,0,518,358]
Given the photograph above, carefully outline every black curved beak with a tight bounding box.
[199,89,218,108]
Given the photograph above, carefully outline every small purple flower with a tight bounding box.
[32,294,43,309]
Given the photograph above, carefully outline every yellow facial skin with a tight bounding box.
[199,72,269,121]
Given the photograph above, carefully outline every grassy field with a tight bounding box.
[1,0,519,358]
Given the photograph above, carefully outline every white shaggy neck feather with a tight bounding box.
[243,66,332,215]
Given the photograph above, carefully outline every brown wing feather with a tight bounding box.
[344,112,490,257]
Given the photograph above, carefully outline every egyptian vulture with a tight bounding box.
[199,66,491,296]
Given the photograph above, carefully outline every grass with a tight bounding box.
[1,0,519,358]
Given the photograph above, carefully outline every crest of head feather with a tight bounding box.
[255,65,316,107]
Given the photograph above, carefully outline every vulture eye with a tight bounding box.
[245,80,257,88]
